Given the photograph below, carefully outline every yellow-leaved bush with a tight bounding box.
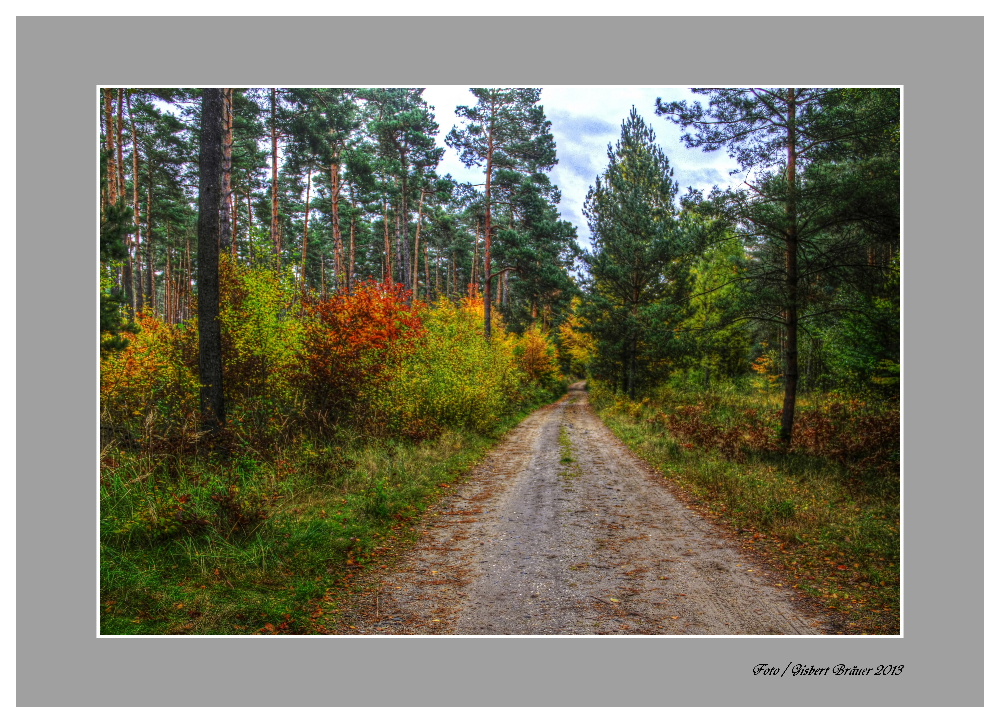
[374,298,532,437]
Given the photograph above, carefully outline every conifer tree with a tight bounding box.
[446,88,557,338]
[582,108,701,397]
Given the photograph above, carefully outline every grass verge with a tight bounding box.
[590,382,900,635]
[100,408,539,635]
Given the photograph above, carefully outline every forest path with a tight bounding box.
[330,382,830,635]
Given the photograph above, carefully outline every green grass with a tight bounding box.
[590,381,900,635]
[100,407,543,635]
[559,424,574,465]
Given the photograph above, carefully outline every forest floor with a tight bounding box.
[314,382,836,635]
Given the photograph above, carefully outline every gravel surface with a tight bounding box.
[331,383,831,635]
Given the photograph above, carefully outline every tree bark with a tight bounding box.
[110,87,127,308]
[483,122,495,338]
[145,187,154,312]
[779,88,800,446]
[127,91,142,316]
[185,232,193,322]
[348,185,357,293]
[221,88,234,255]
[383,200,393,283]
[116,90,126,203]
[412,187,426,298]
[301,169,311,295]
[397,148,412,291]
[331,154,344,290]
[197,88,226,438]
[104,89,117,208]
[471,220,479,297]
[270,88,281,268]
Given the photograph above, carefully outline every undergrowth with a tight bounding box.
[589,380,900,635]
[100,412,538,635]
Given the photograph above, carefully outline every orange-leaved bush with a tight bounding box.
[294,280,425,426]
[100,312,200,447]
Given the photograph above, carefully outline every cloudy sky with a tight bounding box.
[421,86,738,246]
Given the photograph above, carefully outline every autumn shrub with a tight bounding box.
[513,325,565,401]
[374,298,527,436]
[218,258,305,446]
[100,312,200,450]
[294,280,425,431]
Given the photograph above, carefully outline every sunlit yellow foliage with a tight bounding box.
[557,308,596,378]
[374,300,526,436]
[100,313,199,435]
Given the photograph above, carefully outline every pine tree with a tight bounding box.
[582,108,701,397]
[446,88,557,338]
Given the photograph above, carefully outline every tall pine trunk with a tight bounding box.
[483,130,495,338]
[127,91,142,316]
[383,200,393,283]
[221,89,234,255]
[145,187,154,312]
[779,89,800,446]
[270,88,281,269]
[348,214,356,293]
[348,186,357,293]
[412,187,426,298]
[301,169,311,295]
[471,221,479,297]
[104,89,117,208]
[331,154,344,290]
[197,88,226,438]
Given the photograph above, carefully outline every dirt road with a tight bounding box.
[332,382,830,635]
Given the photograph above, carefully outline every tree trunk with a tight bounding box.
[127,91,142,316]
[197,88,226,438]
[165,247,173,324]
[116,90,126,204]
[397,150,412,291]
[104,89,117,208]
[331,154,344,291]
[246,190,253,255]
[270,88,281,268]
[185,232,193,322]
[383,200,393,283]
[471,220,479,297]
[301,169,311,295]
[394,203,402,283]
[412,187,426,298]
[221,88,234,255]
[349,213,356,293]
[484,132,495,338]
[779,88,800,446]
[145,187,154,312]
[433,234,439,300]
[348,185,357,293]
